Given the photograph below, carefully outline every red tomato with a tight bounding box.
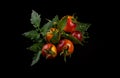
[42,43,57,59]
[63,16,77,33]
[71,31,83,41]
[57,39,74,56]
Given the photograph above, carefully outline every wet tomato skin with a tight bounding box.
[71,31,83,41]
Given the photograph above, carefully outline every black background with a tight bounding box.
[4,0,104,74]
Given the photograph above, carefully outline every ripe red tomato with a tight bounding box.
[57,39,74,56]
[42,43,57,59]
[71,31,83,41]
[63,16,77,33]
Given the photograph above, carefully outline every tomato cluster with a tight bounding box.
[42,16,83,62]
[23,11,90,65]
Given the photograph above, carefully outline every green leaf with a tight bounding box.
[82,32,90,43]
[57,16,67,31]
[30,10,41,28]
[50,31,60,44]
[22,30,40,40]
[76,22,91,33]
[52,15,59,23]
[31,51,41,66]
[40,15,59,36]
[83,32,90,38]
[27,41,43,52]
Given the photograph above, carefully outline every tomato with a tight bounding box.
[63,16,77,33]
[71,31,83,41]
[46,28,59,43]
[42,43,57,59]
[57,39,74,56]
[57,39,74,62]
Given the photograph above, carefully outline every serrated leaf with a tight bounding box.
[58,16,67,31]
[52,15,59,22]
[22,30,40,40]
[30,10,41,28]
[31,51,41,66]
[76,22,91,33]
[82,32,90,43]
[27,41,43,52]
[40,15,59,36]
[83,32,89,38]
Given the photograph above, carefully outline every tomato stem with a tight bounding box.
[49,50,55,55]
[63,48,68,62]
[46,54,51,59]
[60,51,64,56]
[64,55,66,63]
[69,54,72,58]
